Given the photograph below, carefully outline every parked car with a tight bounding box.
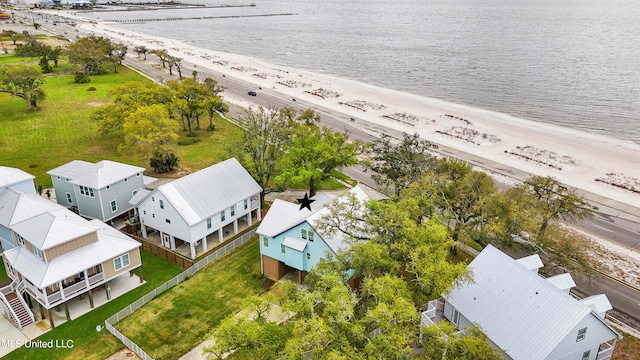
[248,90,257,96]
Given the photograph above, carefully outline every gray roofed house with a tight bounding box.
[0,171,142,331]
[47,160,151,222]
[0,166,36,193]
[135,158,263,259]
[425,245,621,360]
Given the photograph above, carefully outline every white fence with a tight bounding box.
[104,228,258,360]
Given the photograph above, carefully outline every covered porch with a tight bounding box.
[140,209,259,259]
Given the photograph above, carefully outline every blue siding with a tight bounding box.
[259,221,335,272]
[0,225,15,250]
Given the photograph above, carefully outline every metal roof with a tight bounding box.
[48,160,145,189]
[157,158,262,226]
[282,236,307,252]
[11,209,97,250]
[128,189,151,206]
[580,294,613,318]
[143,175,158,187]
[308,185,371,253]
[515,253,543,271]
[3,220,140,288]
[257,195,333,238]
[0,166,35,189]
[443,245,617,360]
[0,188,62,228]
[545,273,576,292]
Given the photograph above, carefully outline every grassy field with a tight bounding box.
[0,55,244,189]
[116,238,264,360]
[0,257,7,281]
[3,250,184,360]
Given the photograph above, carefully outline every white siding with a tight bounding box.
[546,315,618,360]
[140,192,192,242]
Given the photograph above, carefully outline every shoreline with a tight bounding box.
[29,12,640,212]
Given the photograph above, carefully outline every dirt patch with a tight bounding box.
[612,333,640,360]
[103,348,142,360]
[87,102,109,107]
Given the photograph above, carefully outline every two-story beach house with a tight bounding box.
[422,245,621,360]
[0,167,37,251]
[257,185,370,283]
[131,158,262,259]
[0,168,142,330]
[47,160,155,222]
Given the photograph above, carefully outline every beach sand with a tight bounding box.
[66,18,640,212]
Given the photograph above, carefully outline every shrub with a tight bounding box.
[74,72,90,83]
[87,86,96,91]
[177,138,201,146]
[150,149,180,173]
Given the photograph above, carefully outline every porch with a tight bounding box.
[596,340,616,360]
[21,267,106,309]
[421,298,445,327]
[140,210,259,259]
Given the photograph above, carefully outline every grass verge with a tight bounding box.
[116,238,264,360]
[3,250,183,360]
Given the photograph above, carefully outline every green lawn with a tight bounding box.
[0,57,244,190]
[0,257,7,282]
[116,238,264,360]
[3,250,183,360]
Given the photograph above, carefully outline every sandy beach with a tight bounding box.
[47,16,640,211]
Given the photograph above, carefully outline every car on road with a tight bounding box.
[248,90,257,96]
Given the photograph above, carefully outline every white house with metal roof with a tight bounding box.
[131,158,262,259]
[0,166,36,194]
[426,245,621,360]
[0,186,142,330]
[47,160,155,222]
[257,186,370,283]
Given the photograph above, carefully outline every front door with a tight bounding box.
[163,233,171,248]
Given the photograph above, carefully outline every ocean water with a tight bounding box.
[84,0,640,144]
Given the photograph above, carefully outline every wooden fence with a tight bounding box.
[125,233,194,269]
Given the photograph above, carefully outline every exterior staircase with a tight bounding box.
[0,281,35,329]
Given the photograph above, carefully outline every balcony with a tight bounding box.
[596,342,614,360]
[421,299,445,327]
[46,272,105,306]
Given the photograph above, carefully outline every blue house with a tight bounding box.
[257,186,370,283]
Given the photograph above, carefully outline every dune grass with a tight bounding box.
[2,250,184,360]
[115,238,264,360]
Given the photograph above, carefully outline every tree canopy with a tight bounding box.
[0,65,46,109]
[66,35,121,75]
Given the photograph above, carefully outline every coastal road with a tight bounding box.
[31,15,640,329]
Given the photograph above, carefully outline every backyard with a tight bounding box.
[3,250,184,360]
[115,238,265,360]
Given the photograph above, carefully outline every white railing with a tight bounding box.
[596,343,614,360]
[421,299,444,326]
[48,290,63,305]
[0,286,22,328]
[14,286,34,327]
[89,272,105,286]
[62,280,87,298]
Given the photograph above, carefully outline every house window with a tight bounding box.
[220,211,225,222]
[576,327,587,342]
[65,178,69,182]
[582,350,590,360]
[114,253,130,271]
[143,210,146,215]
[160,199,164,209]
[152,214,155,218]
[306,252,311,260]
[106,185,111,190]
[453,309,460,326]
[166,219,171,224]
[132,189,138,196]
[136,173,140,177]
[230,205,235,216]
[33,247,43,260]
[207,218,212,229]
[244,199,248,210]
[124,177,128,182]
[280,244,285,254]
[79,186,95,197]
[66,192,72,204]
[17,235,25,246]
[111,200,117,213]
[152,196,155,202]
[57,176,60,180]
[302,229,314,241]
[7,263,15,276]
[263,237,269,247]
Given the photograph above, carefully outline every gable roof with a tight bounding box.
[257,194,334,238]
[443,245,619,360]
[515,253,543,271]
[11,209,97,250]
[545,273,576,292]
[155,158,262,226]
[3,219,140,288]
[0,166,35,189]
[0,188,62,228]
[48,160,145,189]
